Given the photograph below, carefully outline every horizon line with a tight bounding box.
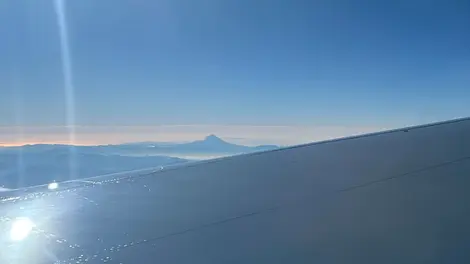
[0,134,277,148]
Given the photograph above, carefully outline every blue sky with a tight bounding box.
[0,0,469,145]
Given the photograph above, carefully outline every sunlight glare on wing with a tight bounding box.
[48,182,59,190]
[10,217,36,241]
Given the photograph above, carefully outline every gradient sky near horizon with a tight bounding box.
[0,0,469,145]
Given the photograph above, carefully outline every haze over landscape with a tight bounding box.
[0,135,279,189]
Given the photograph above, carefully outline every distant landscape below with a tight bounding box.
[0,135,279,189]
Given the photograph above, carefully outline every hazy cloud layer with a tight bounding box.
[0,124,392,146]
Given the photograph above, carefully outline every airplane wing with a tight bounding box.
[1,118,470,264]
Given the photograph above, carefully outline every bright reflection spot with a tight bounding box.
[48,182,59,190]
[10,217,35,241]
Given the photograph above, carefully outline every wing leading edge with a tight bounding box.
[1,118,470,263]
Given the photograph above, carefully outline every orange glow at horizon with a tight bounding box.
[0,141,99,147]
[0,125,390,147]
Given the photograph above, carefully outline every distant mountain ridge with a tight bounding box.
[0,135,279,154]
[102,134,279,156]
[0,135,279,156]
[168,134,278,153]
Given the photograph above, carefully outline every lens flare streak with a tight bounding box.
[54,0,77,180]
